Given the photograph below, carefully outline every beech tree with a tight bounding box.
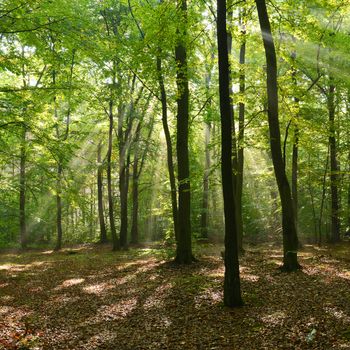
[256,0,300,271]
[217,0,243,307]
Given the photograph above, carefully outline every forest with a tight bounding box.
[1,0,350,348]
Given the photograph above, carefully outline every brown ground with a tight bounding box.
[0,242,350,349]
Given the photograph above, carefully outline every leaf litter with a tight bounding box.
[0,243,350,349]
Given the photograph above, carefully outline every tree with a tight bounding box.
[256,0,301,271]
[217,0,243,307]
[97,141,107,244]
[175,0,192,264]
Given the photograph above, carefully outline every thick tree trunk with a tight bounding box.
[256,0,300,271]
[175,0,192,264]
[107,100,119,251]
[19,126,26,249]
[97,141,107,243]
[157,56,179,241]
[328,82,340,243]
[217,0,243,307]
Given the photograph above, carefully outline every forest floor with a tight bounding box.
[0,242,350,350]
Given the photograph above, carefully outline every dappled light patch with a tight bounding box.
[242,272,260,282]
[240,266,260,282]
[0,305,16,316]
[142,283,173,310]
[54,278,85,290]
[337,270,350,280]
[0,263,26,271]
[194,287,222,308]
[96,299,137,321]
[0,260,51,273]
[0,295,14,302]
[325,306,350,321]
[41,250,54,255]
[82,282,114,295]
[261,311,287,327]
[48,293,81,307]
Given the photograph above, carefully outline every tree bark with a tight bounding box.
[19,125,27,249]
[55,161,63,251]
[157,56,179,242]
[107,99,119,251]
[130,151,139,244]
[291,52,299,237]
[97,141,108,243]
[328,81,340,243]
[256,0,300,271]
[200,121,211,238]
[217,0,243,307]
[236,6,246,254]
[175,0,192,264]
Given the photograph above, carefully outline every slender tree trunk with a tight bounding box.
[97,141,107,243]
[131,151,139,244]
[307,155,318,241]
[256,0,300,271]
[130,122,141,245]
[236,6,246,254]
[19,126,26,249]
[200,121,211,238]
[119,157,128,248]
[175,0,192,264]
[130,114,153,244]
[107,100,119,251]
[119,153,130,249]
[55,161,63,251]
[118,108,129,250]
[157,56,179,242]
[319,151,329,245]
[328,82,340,243]
[291,55,299,236]
[347,149,350,233]
[217,0,243,307]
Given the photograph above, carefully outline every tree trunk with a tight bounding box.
[97,141,107,243]
[256,0,300,271]
[107,99,119,251]
[291,52,299,236]
[175,0,192,264]
[118,105,129,250]
[200,121,211,238]
[119,152,130,249]
[236,6,246,253]
[19,126,26,249]
[217,0,243,307]
[157,56,179,242]
[130,151,139,244]
[55,161,63,251]
[319,151,329,245]
[328,82,340,243]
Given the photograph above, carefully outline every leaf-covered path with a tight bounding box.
[1,243,350,349]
